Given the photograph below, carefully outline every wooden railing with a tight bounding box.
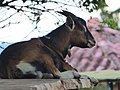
[81,70,120,90]
[0,78,96,90]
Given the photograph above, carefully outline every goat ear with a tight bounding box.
[65,16,75,31]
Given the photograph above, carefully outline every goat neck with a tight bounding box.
[40,24,72,58]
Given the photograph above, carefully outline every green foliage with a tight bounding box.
[81,0,108,12]
[103,19,118,29]
[100,8,120,30]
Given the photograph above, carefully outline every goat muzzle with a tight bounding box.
[87,40,96,48]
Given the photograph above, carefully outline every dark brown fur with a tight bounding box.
[0,10,96,79]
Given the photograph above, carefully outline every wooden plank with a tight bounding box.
[80,70,120,81]
[0,78,94,90]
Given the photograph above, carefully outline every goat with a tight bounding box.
[0,10,96,79]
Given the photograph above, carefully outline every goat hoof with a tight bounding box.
[88,77,98,86]
[36,71,43,78]
[42,73,54,79]
[60,71,74,79]
[80,75,98,86]
[59,70,80,79]
[73,71,81,78]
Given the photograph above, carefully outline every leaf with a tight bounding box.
[22,0,27,3]
[97,0,108,9]
[36,16,40,24]
[41,0,47,4]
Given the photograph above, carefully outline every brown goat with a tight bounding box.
[0,10,96,79]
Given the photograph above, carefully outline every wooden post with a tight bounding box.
[117,82,120,90]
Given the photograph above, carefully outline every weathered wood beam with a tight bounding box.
[0,78,95,90]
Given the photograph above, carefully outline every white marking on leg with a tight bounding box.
[16,61,37,75]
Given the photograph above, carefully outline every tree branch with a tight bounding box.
[0,0,17,7]
[0,12,17,23]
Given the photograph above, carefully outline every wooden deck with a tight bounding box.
[0,78,95,90]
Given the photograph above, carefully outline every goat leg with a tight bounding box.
[61,61,81,78]
[61,60,76,71]
[39,56,62,78]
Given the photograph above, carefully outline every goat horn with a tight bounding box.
[57,10,76,19]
